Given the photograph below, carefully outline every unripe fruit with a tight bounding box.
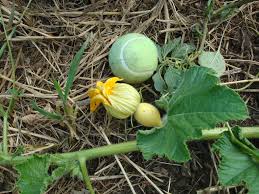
[108,33,158,84]
[134,103,162,127]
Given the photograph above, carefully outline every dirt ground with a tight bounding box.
[0,0,258,194]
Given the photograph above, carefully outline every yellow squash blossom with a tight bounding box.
[87,77,141,119]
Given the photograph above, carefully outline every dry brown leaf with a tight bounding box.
[21,103,55,124]
[21,113,42,124]
[1,0,10,7]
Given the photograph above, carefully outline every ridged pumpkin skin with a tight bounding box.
[109,33,158,84]
[104,83,141,119]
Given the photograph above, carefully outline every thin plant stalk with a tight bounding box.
[2,115,9,154]
[56,126,259,162]
[1,127,259,165]
[79,159,95,194]
[212,0,258,19]
[2,91,18,154]
[198,17,209,52]
[0,9,15,80]
[226,123,259,162]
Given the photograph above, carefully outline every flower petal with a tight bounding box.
[90,94,111,112]
[87,88,101,98]
[103,77,123,96]
[96,81,104,90]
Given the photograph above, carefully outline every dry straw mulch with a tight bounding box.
[0,0,258,193]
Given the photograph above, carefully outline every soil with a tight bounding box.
[0,0,258,194]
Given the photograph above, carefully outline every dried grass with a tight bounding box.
[0,0,258,193]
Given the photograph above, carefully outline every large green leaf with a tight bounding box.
[15,155,52,194]
[137,67,248,162]
[15,155,81,194]
[164,67,183,93]
[213,127,259,194]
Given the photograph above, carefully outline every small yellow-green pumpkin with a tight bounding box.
[134,103,162,127]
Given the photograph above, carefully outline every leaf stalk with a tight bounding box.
[57,141,139,161]
[79,159,95,194]
[1,127,259,165]
[201,127,259,140]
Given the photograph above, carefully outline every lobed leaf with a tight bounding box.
[137,66,248,162]
[161,38,181,59]
[15,155,83,194]
[15,155,52,194]
[170,43,195,59]
[152,67,167,93]
[213,127,259,194]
